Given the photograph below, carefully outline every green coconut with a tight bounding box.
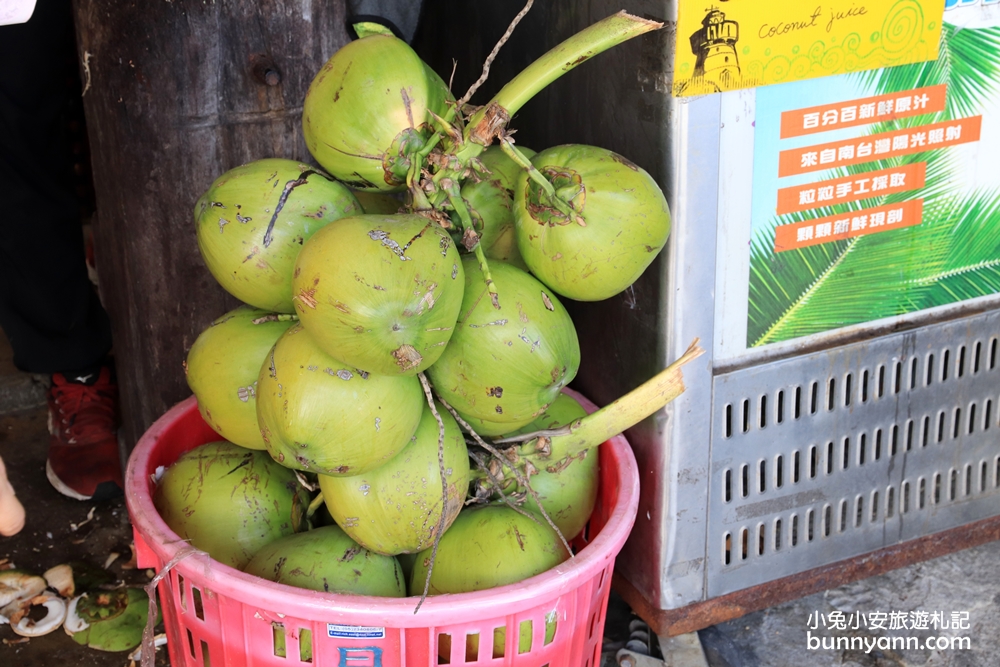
[291,214,465,376]
[153,441,308,569]
[411,504,567,659]
[194,158,361,312]
[409,504,569,594]
[318,402,469,555]
[256,323,424,476]
[503,393,598,540]
[426,258,580,436]
[244,525,406,597]
[513,144,670,301]
[303,34,454,192]
[185,306,295,450]
[460,145,536,271]
[70,588,156,653]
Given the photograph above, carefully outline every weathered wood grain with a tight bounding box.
[72,0,350,448]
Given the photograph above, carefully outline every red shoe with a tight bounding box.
[46,367,124,501]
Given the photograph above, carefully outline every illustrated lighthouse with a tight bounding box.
[689,7,741,88]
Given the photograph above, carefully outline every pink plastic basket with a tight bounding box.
[126,390,639,667]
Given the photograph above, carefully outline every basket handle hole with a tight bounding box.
[544,613,558,646]
[436,632,452,664]
[519,620,533,654]
[299,629,313,663]
[487,627,504,659]
[272,622,287,658]
[192,586,205,621]
[177,573,186,612]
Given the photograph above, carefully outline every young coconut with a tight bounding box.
[153,441,308,569]
[426,257,580,436]
[291,214,465,376]
[409,504,568,660]
[490,392,598,540]
[459,145,536,271]
[244,525,406,597]
[302,34,454,192]
[513,144,671,302]
[194,158,361,312]
[185,306,295,450]
[256,323,424,476]
[317,401,469,555]
[408,505,570,595]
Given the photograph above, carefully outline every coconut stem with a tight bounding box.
[443,184,501,309]
[305,492,325,520]
[465,12,662,142]
[499,138,576,221]
[414,372,450,615]
[468,452,539,523]
[526,340,704,462]
[436,394,572,558]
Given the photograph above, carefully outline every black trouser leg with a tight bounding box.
[0,0,112,375]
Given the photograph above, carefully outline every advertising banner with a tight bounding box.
[746,3,1000,347]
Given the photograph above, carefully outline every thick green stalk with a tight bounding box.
[522,341,704,462]
[466,11,662,142]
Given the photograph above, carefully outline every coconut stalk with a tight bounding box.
[464,11,663,147]
[499,340,705,465]
[462,340,702,555]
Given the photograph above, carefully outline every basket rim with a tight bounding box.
[125,391,639,627]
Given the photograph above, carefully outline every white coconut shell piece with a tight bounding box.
[63,595,90,635]
[0,572,46,608]
[11,593,67,637]
[43,563,75,598]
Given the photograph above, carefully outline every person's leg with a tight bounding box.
[0,456,26,536]
[0,0,121,501]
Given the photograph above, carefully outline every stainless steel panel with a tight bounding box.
[706,311,1000,597]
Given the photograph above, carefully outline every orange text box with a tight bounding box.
[776,163,927,216]
[780,85,947,139]
[774,199,924,253]
[779,116,982,178]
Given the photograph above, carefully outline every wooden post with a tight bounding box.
[72,1,350,448]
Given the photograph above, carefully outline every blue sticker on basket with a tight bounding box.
[337,646,382,666]
[327,624,385,639]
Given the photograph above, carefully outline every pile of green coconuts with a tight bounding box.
[153,10,690,630]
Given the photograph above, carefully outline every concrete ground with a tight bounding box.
[697,539,1000,667]
[0,338,162,665]
[1,330,996,666]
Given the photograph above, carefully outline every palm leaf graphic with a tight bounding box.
[748,149,956,345]
[752,192,1000,346]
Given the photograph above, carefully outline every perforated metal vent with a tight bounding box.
[706,311,1000,597]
